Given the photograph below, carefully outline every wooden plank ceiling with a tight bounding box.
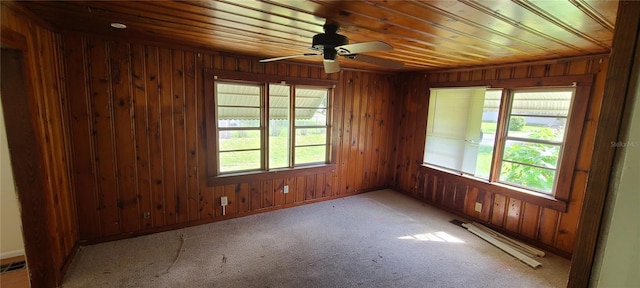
[21,0,618,72]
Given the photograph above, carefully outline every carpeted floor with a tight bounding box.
[61,189,569,287]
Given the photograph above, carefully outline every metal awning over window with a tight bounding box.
[216,83,327,120]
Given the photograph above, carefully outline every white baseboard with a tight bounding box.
[1,249,25,260]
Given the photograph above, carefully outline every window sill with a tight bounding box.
[208,164,336,186]
[419,164,567,212]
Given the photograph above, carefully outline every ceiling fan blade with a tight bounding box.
[346,54,404,69]
[259,53,319,63]
[323,59,341,73]
[336,41,393,55]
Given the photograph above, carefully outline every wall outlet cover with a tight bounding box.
[474,202,482,212]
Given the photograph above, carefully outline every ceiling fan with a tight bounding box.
[259,22,404,73]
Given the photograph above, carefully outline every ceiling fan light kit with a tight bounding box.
[260,22,404,73]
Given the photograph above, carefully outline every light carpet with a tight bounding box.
[61,189,569,287]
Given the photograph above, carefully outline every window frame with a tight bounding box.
[204,69,337,186]
[422,75,593,211]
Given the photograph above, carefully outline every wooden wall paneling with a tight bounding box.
[263,179,274,208]
[88,39,121,236]
[199,53,214,219]
[443,180,455,208]
[324,171,333,197]
[555,171,589,253]
[355,72,370,192]
[284,177,296,205]
[538,208,560,246]
[361,73,374,189]
[293,176,304,203]
[479,190,493,222]
[465,187,479,216]
[58,35,80,257]
[213,185,224,216]
[305,174,316,200]
[330,71,343,197]
[505,198,522,233]
[250,181,262,211]
[513,66,529,79]
[238,183,250,213]
[110,41,140,233]
[549,62,569,76]
[145,46,166,227]
[434,176,444,204]
[131,43,154,230]
[454,182,467,212]
[520,203,541,239]
[315,173,326,198]
[490,194,507,227]
[416,170,426,201]
[348,71,362,194]
[390,75,405,188]
[376,75,390,187]
[172,50,189,224]
[159,48,177,225]
[184,51,200,222]
[223,184,238,216]
[273,178,285,206]
[65,35,100,240]
[338,71,354,194]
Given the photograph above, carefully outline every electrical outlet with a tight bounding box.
[283,185,289,194]
[221,196,228,206]
[474,202,482,212]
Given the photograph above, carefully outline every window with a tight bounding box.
[424,85,580,198]
[212,80,331,175]
[499,89,572,194]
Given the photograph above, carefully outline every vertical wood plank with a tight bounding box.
[263,179,274,208]
[172,50,189,224]
[490,194,507,227]
[65,35,101,239]
[520,203,540,239]
[305,174,316,200]
[89,39,120,236]
[145,46,165,227]
[505,198,522,232]
[110,41,139,233]
[184,51,199,222]
[159,48,177,225]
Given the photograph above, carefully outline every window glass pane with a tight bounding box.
[476,89,501,179]
[295,108,327,126]
[295,128,326,146]
[269,84,290,169]
[295,88,327,108]
[424,88,500,179]
[219,130,261,151]
[217,115,260,128]
[295,146,326,165]
[507,116,566,142]
[499,162,556,194]
[216,83,260,107]
[269,126,289,169]
[503,140,560,169]
[511,91,572,117]
[219,150,261,173]
[499,89,573,193]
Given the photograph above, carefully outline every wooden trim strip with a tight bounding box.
[205,68,338,86]
[208,164,336,186]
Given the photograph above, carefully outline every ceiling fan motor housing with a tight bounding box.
[312,33,348,60]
